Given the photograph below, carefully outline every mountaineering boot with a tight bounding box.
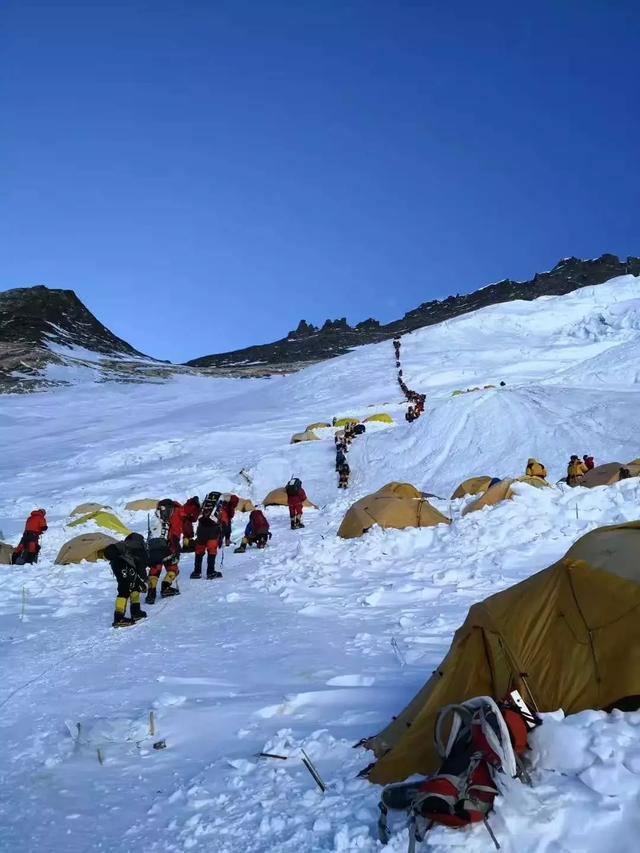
[290,519,297,530]
[145,586,157,605]
[206,554,222,579]
[112,611,135,628]
[190,553,203,579]
[161,581,180,598]
[130,601,147,621]
[234,538,248,554]
[296,516,305,528]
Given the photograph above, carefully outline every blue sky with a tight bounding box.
[2,0,639,362]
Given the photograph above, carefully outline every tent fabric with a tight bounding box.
[306,421,331,431]
[338,492,450,539]
[55,533,118,565]
[451,476,493,500]
[582,462,640,488]
[363,521,640,784]
[68,510,132,537]
[70,502,108,516]
[376,482,422,499]
[364,413,394,424]
[0,542,14,564]
[290,430,320,444]
[263,488,317,509]
[235,498,255,513]
[125,498,159,511]
[334,417,358,428]
[462,476,548,515]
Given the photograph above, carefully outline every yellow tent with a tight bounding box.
[462,476,548,516]
[70,502,109,516]
[363,413,394,424]
[0,542,13,564]
[306,421,331,431]
[338,490,450,539]
[582,462,640,489]
[451,390,464,397]
[236,497,255,513]
[290,430,320,444]
[334,417,358,428]
[364,521,640,784]
[451,476,493,500]
[125,498,159,511]
[68,510,132,537]
[376,482,422,499]
[263,488,317,509]
[55,533,118,565]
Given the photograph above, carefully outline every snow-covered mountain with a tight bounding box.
[1,274,640,852]
[3,254,639,392]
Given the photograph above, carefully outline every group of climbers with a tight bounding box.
[567,454,595,486]
[333,420,367,488]
[393,337,426,422]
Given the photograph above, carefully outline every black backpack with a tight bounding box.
[147,536,171,565]
[285,478,302,497]
[202,491,221,514]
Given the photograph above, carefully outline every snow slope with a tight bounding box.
[1,275,640,852]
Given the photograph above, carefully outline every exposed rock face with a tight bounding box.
[187,255,640,369]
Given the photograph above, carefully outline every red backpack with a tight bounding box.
[250,509,269,535]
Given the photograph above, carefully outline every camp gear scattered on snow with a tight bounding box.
[451,476,493,500]
[125,498,159,511]
[68,510,132,537]
[362,521,640,784]
[290,430,321,444]
[70,502,110,516]
[263,487,317,509]
[338,484,450,539]
[55,533,118,565]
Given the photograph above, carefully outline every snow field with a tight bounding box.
[1,275,640,851]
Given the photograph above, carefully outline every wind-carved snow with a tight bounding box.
[1,274,640,851]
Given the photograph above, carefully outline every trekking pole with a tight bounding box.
[483,817,500,849]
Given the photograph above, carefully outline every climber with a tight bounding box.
[353,423,366,436]
[181,495,201,552]
[216,493,239,547]
[336,446,347,471]
[583,454,595,470]
[190,507,222,579]
[145,534,178,604]
[234,509,271,553]
[567,455,588,487]
[337,461,350,489]
[286,478,307,529]
[11,508,48,565]
[526,458,547,480]
[104,533,149,628]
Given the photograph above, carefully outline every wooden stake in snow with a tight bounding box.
[20,587,26,622]
[575,504,579,520]
[149,710,155,737]
[96,748,104,766]
[391,636,405,667]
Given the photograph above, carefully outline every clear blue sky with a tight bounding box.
[2,1,639,362]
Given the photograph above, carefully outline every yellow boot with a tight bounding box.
[112,596,134,628]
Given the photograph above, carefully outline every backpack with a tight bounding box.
[249,509,269,535]
[201,491,221,515]
[285,478,302,497]
[378,692,540,850]
[147,536,171,565]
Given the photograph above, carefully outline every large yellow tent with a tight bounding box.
[334,417,358,428]
[364,413,394,424]
[582,462,640,489]
[290,430,320,444]
[338,488,450,539]
[306,421,331,431]
[363,521,640,784]
[68,510,132,537]
[70,502,109,516]
[0,542,13,564]
[451,476,493,500]
[263,488,317,509]
[125,498,159,511]
[376,482,422,499]
[462,476,548,516]
[55,533,118,565]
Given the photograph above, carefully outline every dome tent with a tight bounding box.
[462,476,549,516]
[263,488,317,509]
[582,462,640,488]
[363,521,640,784]
[55,533,118,565]
[125,498,159,511]
[70,502,109,516]
[333,417,358,428]
[363,413,394,424]
[338,484,450,539]
[0,542,13,564]
[451,476,493,500]
[290,430,320,444]
[306,421,331,431]
[68,510,132,537]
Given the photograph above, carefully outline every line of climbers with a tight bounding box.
[393,337,426,423]
[333,419,366,488]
